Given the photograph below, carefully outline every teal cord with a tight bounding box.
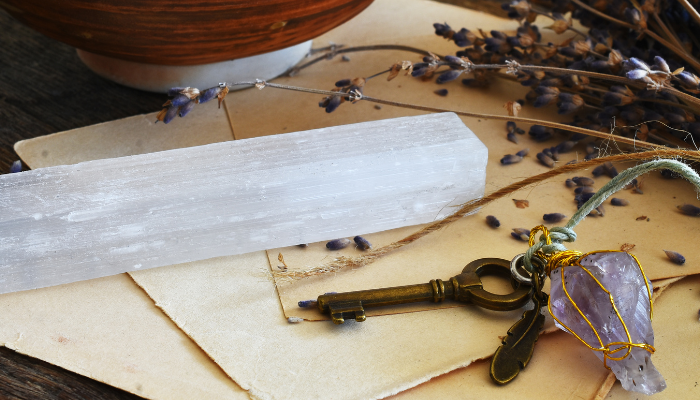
[523,159,700,273]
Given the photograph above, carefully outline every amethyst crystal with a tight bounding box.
[549,252,666,395]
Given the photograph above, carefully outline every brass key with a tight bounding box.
[313,258,532,324]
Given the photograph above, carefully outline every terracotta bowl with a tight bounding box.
[1,0,374,66]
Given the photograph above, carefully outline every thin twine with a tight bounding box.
[523,158,700,273]
[272,149,700,282]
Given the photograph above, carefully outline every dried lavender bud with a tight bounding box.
[604,162,618,178]
[374,105,382,110]
[537,152,554,168]
[198,87,221,104]
[515,148,529,157]
[433,22,452,36]
[623,178,638,190]
[529,125,553,142]
[436,70,461,83]
[572,176,595,186]
[335,79,352,87]
[653,56,670,73]
[515,127,525,135]
[507,132,519,144]
[592,165,607,177]
[543,213,566,223]
[554,141,575,153]
[163,105,179,124]
[353,236,372,250]
[167,87,187,96]
[444,55,462,64]
[341,55,351,62]
[510,231,529,241]
[663,250,686,265]
[297,244,308,247]
[660,169,680,179]
[324,96,342,113]
[326,238,351,250]
[298,299,317,308]
[486,215,500,228]
[434,89,448,96]
[677,204,700,216]
[611,198,629,206]
[171,94,191,107]
[574,186,595,195]
[178,100,196,117]
[500,154,522,165]
[565,178,576,188]
[596,204,605,216]
[9,160,22,173]
[576,194,594,210]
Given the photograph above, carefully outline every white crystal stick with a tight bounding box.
[0,113,487,294]
[549,252,666,395]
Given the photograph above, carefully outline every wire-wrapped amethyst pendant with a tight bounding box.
[548,251,666,395]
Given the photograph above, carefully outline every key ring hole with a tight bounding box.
[510,253,546,285]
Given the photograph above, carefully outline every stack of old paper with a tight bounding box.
[5,1,699,399]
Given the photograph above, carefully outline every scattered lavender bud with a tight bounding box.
[572,176,595,186]
[298,299,317,308]
[576,192,595,208]
[501,154,523,165]
[565,178,576,188]
[353,235,372,250]
[514,127,525,135]
[341,55,351,61]
[287,317,304,323]
[663,250,686,265]
[198,87,221,104]
[297,244,308,247]
[510,232,529,241]
[660,169,680,179]
[326,238,351,250]
[623,178,638,190]
[592,165,607,177]
[677,204,700,216]
[506,121,516,132]
[374,105,382,110]
[604,162,618,178]
[574,186,595,194]
[555,141,575,153]
[611,198,629,206]
[543,213,566,223]
[10,160,22,173]
[596,204,605,216]
[434,88,448,96]
[486,215,501,228]
[335,78,352,87]
[324,96,342,113]
[536,152,554,168]
[515,148,529,157]
[507,132,519,144]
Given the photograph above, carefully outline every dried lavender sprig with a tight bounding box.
[159,80,680,151]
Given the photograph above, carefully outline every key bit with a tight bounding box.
[314,258,532,324]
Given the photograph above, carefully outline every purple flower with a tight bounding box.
[163,105,179,124]
[324,96,342,113]
[10,160,22,173]
[171,94,191,107]
[436,70,461,83]
[199,87,221,104]
[179,100,196,117]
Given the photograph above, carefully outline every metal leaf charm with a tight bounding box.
[489,291,547,385]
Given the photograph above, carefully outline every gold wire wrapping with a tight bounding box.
[528,227,655,370]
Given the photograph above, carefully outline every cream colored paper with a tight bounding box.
[0,274,248,400]
[128,251,552,400]
[10,0,700,399]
